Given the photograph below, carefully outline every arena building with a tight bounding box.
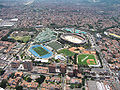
[60,33,87,45]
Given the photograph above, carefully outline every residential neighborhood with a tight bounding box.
[0,0,120,90]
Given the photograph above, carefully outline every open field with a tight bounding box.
[11,36,31,43]
[58,49,75,56]
[33,46,49,56]
[78,54,97,65]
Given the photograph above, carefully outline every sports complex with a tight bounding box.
[77,54,98,66]
[60,33,87,45]
[29,45,53,58]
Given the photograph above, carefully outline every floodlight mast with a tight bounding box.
[74,28,75,33]
[72,28,76,40]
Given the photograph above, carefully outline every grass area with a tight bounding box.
[78,54,97,65]
[20,52,25,59]
[33,47,49,56]
[22,36,31,43]
[47,41,63,50]
[12,36,31,43]
[20,52,31,60]
[58,49,75,56]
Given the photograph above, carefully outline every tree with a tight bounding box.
[49,23,58,29]
[55,59,60,63]
[35,75,46,84]
[0,79,8,89]
[15,86,23,90]
[0,69,5,76]
[73,53,78,64]
[82,78,85,86]
[27,77,32,82]
[70,84,74,89]
[78,83,82,88]
[112,54,116,58]
[82,88,85,90]
[10,73,15,79]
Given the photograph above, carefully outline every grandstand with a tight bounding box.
[60,33,87,45]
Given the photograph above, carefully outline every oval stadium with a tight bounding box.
[60,33,87,45]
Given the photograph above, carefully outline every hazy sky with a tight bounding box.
[0,0,120,5]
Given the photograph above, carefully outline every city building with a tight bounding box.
[11,61,20,68]
[23,60,33,71]
[60,64,66,74]
[48,64,56,73]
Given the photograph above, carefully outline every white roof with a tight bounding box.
[55,54,66,61]
[0,88,4,90]
[96,82,105,90]
[23,60,32,62]
[18,64,24,70]
[11,18,18,21]
[35,59,48,62]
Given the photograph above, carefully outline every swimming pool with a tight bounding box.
[29,45,53,58]
[64,28,87,34]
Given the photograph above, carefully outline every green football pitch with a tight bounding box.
[77,54,97,65]
[33,47,49,56]
[58,49,75,56]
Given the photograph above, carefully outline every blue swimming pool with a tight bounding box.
[64,28,87,34]
[29,45,53,58]
[8,36,11,38]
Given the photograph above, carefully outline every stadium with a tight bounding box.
[77,54,97,65]
[77,53,101,67]
[60,33,87,45]
[29,45,53,59]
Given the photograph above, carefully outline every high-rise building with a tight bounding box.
[60,64,66,74]
[11,61,20,68]
[73,65,78,77]
[48,64,56,73]
[23,60,33,71]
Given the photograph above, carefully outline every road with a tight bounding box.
[4,29,40,71]
[88,33,120,90]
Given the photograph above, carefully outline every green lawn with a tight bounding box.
[78,54,97,65]
[22,36,31,43]
[33,47,49,56]
[58,49,75,56]
[11,36,31,43]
